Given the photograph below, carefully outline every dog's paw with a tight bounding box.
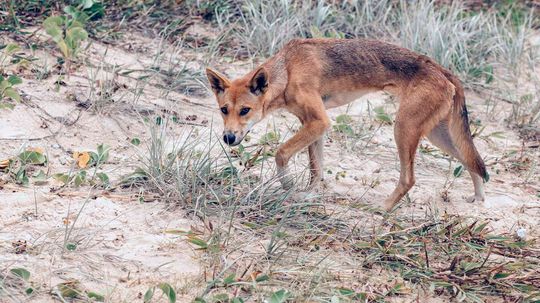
[383,200,396,212]
[466,195,485,203]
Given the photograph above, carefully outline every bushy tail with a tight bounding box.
[443,70,488,181]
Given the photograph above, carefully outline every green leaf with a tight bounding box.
[453,165,463,178]
[336,114,352,124]
[87,291,104,301]
[484,65,494,84]
[483,171,489,182]
[143,287,154,303]
[268,289,290,303]
[82,0,96,9]
[255,274,269,282]
[188,237,208,249]
[374,106,392,124]
[25,287,34,295]
[157,283,176,303]
[74,172,86,186]
[0,79,8,90]
[354,241,372,249]
[66,27,88,44]
[0,102,15,110]
[333,124,354,136]
[58,281,80,298]
[461,261,481,272]
[43,16,64,42]
[493,272,510,279]
[130,138,141,146]
[223,273,235,286]
[212,293,229,302]
[5,43,21,55]
[96,144,110,163]
[3,87,21,102]
[488,131,505,139]
[63,5,78,17]
[473,221,489,234]
[33,170,47,183]
[164,229,189,235]
[259,131,280,145]
[66,243,77,251]
[7,75,22,85]
[219,166,237,178]
[10,268,30,281]
[96,172,109,185]
[18,151,47,165]
[231,298,244,303]
[53,173,70,184]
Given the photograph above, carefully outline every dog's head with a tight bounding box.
[206,67,269,146]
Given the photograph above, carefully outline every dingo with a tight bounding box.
[206,38,487,211]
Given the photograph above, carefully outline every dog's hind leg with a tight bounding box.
[383,75,454,211]
[427,120,485,203]
[383,114,422,211]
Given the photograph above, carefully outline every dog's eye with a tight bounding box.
[239,108,251,116]
[220,107,228,115]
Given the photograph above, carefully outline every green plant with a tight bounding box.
[144,283,176,303]
[0,74,22,108]
[333,114,355,137]
[43,3,90,72]
[0,43,20,71]
[0,43,23,108]
[52,280,103,301]
[85,53,128,114]
[0,268,35,299]
[53,144,110,188]
[2,148,48,186]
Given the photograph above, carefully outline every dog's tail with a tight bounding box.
[441,70,488,181]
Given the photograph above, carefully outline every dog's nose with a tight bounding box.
[223,133,236,145]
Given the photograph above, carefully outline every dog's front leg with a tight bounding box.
[276,112,330,189]
[308,137,324,187]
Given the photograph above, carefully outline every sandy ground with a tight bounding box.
[1,27,539,302]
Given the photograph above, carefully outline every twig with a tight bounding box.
[424,240,430,269]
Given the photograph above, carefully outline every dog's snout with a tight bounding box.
[223,133,236,145]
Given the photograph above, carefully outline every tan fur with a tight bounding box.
[206,38,487,211]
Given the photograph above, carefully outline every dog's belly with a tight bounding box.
[322,89,378,109]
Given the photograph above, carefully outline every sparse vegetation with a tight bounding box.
[0,0,538,302]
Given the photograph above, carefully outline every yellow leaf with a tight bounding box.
[57,40,69,58]
[0,159,10,169]
[27,147,44,154]
[73,151,90,168]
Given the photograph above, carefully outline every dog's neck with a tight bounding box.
[257,54,288,118]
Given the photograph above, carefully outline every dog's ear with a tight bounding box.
[206,68,230,95]
[249,67,268,96]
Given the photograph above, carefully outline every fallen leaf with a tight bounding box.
[0,159,10,169]
[27,147,44,154]
[73,151,90,168]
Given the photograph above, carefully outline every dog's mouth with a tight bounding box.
[223,130,250,147]
[227,140,242,147]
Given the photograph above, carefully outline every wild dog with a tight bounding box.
[206,38,488,211]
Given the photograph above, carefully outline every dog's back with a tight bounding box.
[277,38,427,93]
